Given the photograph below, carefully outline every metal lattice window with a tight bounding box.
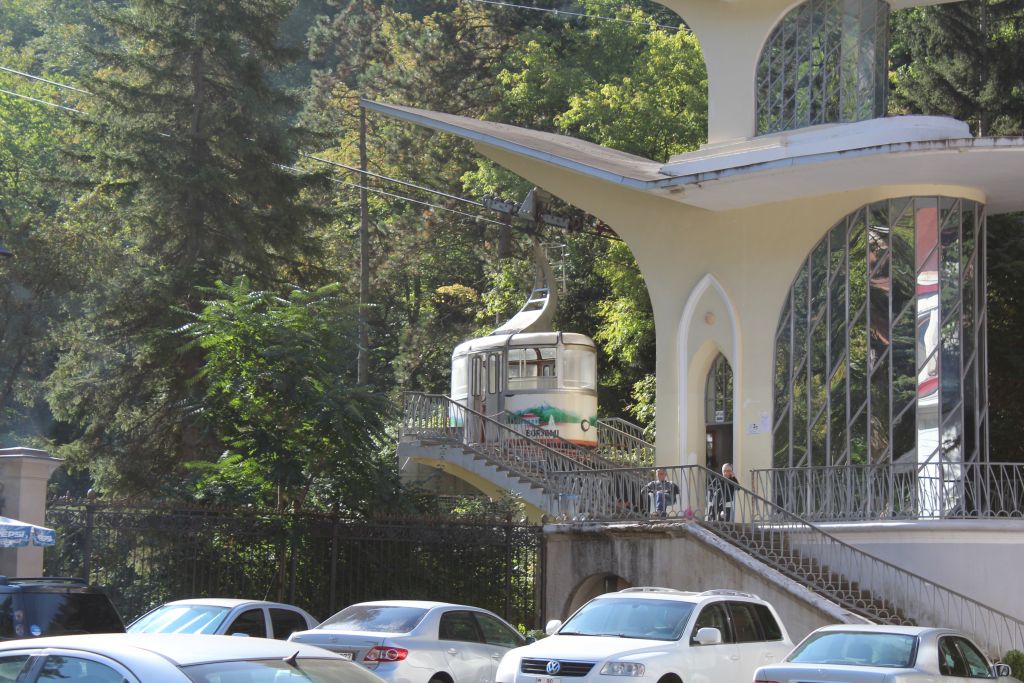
[772,197,988,510]
[756,0,889,135]
[705,353,733,425]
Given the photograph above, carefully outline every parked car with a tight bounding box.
[127,598,317,639]
[0,632,388,682]
[0,576,124,640]
[753,624,1016,683]
[288,599,527,683]
[496,587,793,683]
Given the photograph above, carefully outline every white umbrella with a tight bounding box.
[0,516,56,547]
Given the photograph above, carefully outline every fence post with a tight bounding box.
[82,502,95,582]
[289,512,298,605]
[329,517,338,615]
[504,515,512,621]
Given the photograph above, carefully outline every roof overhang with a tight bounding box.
[364,99,1024,214]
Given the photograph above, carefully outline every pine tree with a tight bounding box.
[46,0,328,492]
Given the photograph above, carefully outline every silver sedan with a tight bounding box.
[128,597,318,639]
[753,625,1016,683]
[0,632,387,682]
[288,600,527,683]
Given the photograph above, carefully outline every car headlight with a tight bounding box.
[600,662,646,676]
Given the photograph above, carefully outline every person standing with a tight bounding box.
[708,463,740,521]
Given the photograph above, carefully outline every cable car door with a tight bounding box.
[468,351,503,442]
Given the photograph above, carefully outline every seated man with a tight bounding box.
[643,468,679,517]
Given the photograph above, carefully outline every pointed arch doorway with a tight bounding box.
[705,353,733,473]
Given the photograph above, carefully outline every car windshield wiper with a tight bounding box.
[556,630,588,635]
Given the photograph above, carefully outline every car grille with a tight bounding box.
[521,659,595,677]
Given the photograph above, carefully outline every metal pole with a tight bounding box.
[358,105,370,385]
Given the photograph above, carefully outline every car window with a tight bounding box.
[940,636,969,676]
[474,613,524,648]
[752,604,783,640]
[727,602,761,643]
[952,637,995,678]
[791,632,916,667]
[225,608,266,637]
[0,655,28,683]
[270,608,309,640]
[13,593,124,638]
[129,605,229,634]
[559,598,694,641]
[691,603,732,644]
[319,606,428,633]
[37,655,126,683]
[439,611,483,643]
[186,657,385,683]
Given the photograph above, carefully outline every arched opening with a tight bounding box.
[704,353,733,473]
[564,574,631,617]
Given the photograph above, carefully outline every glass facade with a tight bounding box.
[755,0,889,135]
[772,198,988,509]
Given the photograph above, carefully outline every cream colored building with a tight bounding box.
[382,0,1024,639]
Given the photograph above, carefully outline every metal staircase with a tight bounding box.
[398,394,1024,656]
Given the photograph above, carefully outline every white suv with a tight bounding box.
[496,588,793,683]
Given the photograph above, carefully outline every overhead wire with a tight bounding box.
[0,63,619,240]
[461,0,684,32]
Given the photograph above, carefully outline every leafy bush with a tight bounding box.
[1003,650,1024,680]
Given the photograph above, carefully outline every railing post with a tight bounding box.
[82,502,94,582]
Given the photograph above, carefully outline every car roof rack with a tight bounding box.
[618,587,698,595]
[698,589,760,599]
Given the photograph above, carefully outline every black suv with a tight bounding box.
[0,577,124,639]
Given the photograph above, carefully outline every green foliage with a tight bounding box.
[1003,650,1024,680]
[183,278,395,512]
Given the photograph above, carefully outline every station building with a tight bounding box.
[380,0,1024,651]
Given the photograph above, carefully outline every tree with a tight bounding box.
[183,278,394,512]
[44,0,328,493]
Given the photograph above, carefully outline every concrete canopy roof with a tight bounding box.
[364,99,1024,215]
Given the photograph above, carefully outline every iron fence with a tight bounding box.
[45,502,543,628]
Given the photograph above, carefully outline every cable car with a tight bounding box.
[450,243,598,446]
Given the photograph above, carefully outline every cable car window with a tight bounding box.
[452,357,468,398]
[508,347,557,389]
[488,353,501,393]
[561,346,597,389]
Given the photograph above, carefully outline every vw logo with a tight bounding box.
[546,661,561,675]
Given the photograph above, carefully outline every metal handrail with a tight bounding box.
[550,464,1024,656]
[594,418,656,467]
[750,462,1024,521]
[401,393,597,494]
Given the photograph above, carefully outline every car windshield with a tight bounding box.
[558,598,695,641]
[319,605,428,633]
[788,631,917,668]
[186,657,386,683]
[128,604,230,634]
[1,593,123,639]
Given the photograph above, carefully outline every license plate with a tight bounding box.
[536,678,560,683]
[337,652,354,661]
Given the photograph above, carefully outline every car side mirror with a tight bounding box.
[694,627,722,645]
[993,663,1012,678]
[545,620,562,636]
[525,635,537,644]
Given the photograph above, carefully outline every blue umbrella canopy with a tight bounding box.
[0,517,56,547]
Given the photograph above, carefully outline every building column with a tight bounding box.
[0,448,63,577]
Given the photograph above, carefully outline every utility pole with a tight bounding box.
[358,105,370,385]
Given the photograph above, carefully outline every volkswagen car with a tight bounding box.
[497,587,793,683]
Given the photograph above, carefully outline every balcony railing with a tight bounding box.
[594,418,656,468]
[549,464,1024,656]
[750,462,1024,521]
